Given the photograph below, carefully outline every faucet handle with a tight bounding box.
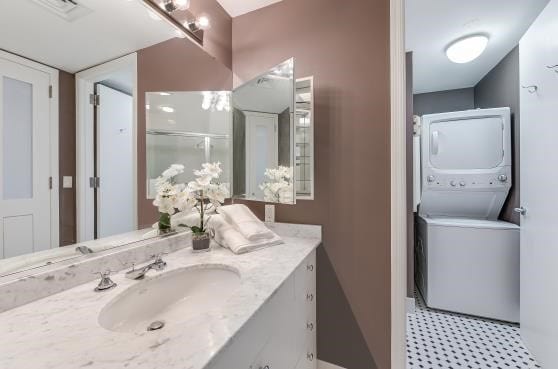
[94,270,117,292]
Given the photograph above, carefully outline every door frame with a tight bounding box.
[390,0,407,367]
[0,49,60,250]
[75,53,138,242]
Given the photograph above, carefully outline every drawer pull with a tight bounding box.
[306,322,314,331]
[306,293,314,301]
[307,353,314,361]
[307,264,314,272]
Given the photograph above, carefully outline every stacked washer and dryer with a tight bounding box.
[414,107,520,323]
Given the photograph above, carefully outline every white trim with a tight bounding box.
[390,0,407,367]
[406,297,416,314]
[75,53,138,242]
[317,360,346,369]
[0,50,59,249]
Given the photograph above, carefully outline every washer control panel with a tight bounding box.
[423,170,511,190]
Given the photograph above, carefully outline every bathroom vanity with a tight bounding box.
[0,223,320,369]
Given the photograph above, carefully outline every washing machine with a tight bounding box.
[415,217,519,322]
[414,107,520,322]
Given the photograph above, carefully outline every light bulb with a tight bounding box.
[196,15,211,30]
[160,106,175,113]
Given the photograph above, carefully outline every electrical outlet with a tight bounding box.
[265,204,275,223]
[62,176,73,189]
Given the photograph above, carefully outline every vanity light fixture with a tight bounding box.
[159,0,190,12]
[446,35,489,64]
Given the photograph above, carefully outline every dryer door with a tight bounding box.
[429,116,504,170]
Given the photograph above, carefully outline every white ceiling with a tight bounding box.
[216,0,283,17]
[406,0,549,93]
[0,0,178,73]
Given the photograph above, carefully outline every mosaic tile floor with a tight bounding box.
[407,291,541,369]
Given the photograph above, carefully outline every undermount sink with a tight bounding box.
[98,265,241,333]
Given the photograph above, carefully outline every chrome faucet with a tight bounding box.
[125,254,167,280]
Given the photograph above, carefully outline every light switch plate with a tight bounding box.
[62,176,73,189]
[265,204,275,223]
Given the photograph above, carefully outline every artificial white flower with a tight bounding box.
[162,164,185,179]
[260,166,294,204]
[195,162,223,178]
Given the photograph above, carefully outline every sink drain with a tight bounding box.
[147,321,165,331]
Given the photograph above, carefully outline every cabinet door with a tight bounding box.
[250,274,301,369]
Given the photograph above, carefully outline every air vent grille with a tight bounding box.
[28,0,92,21]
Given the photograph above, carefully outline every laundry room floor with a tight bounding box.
[406,291,541,369]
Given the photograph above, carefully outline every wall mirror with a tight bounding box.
[0,0,192,277]
[146,91,232,199]
[232,59,296,204]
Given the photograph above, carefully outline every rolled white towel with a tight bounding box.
[218,204,275,241]
[208,214,283,254]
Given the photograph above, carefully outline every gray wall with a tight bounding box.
[413,87,475,116]
[474,46,520,224]
[406,52,414,298]
[278,107,291,167]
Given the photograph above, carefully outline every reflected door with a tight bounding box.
[245,112,278,199]
[0,58,52,258]
[96,84,134,238]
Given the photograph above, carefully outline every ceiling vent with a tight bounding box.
[28,0,92,22]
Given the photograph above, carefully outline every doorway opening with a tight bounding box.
[76,54,138,242]
[402,0,556,368]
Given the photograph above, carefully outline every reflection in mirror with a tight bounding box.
[0,0,180,276]
[146,91,232,198]
[232,59,296,204]
[295,77,314,200]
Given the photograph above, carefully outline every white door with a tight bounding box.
[96,84,134,238]
[0,58,52,258]
[519,0,558,366]
[245,111,278,198]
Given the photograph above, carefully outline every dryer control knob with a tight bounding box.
[459,181,466,187]
[427,175,435,183]
[450,180,457,187]
[498,174,508,182]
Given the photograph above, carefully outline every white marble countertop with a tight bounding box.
[0,224,321,369]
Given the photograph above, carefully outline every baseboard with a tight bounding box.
[406,297,416,314]
[318,360,347,369]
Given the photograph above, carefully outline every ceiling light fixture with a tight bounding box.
[160,106,175,113]
[446,35,489,64]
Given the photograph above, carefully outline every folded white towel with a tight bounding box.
[218,204,275,241]
[208,214,283,254]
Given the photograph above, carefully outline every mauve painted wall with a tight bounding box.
[189,0,232,69]
[59,70,77,246]
[232,0,391,368]
[136,37,233,228]
[474,46,520,225]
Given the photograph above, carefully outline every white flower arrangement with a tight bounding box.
[153,162,229,234]
[259,166,294,204]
